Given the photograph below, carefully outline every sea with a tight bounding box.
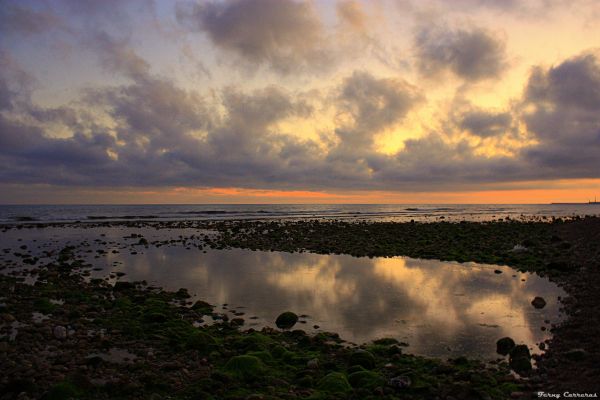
[0,203,599,224]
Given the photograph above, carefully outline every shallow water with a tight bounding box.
[0,226,565,360]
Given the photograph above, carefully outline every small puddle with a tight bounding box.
[93,247,565,359]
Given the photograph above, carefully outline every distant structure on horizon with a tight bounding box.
[551,196,599,205]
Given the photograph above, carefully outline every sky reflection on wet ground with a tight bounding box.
[0,226,565,359]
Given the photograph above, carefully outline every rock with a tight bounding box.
[317,372,352,393]
[349,350,376,369]
[275,311,298,330]
[509,345,532,375]
[186,331,217,353]
[307,358,319,369]
[564,348,587,361]
[348,370,385,389]
[531,297,547,309]
[113,281,135,291]
[53,325,67,340]
[388,375,411,389]
[496,337,515,356]
[224,355,264,380]
[511,244,528,252]
[1,313,16,322]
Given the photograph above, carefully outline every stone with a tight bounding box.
[509,345,532,375]
[388,375,411,389]
[317,372,351,393]
[1,313,16,322]
[275,312,298,330]
[307,358,319,369]
[564,348,587,361]
[53,325,67,340]
[348,370,385,389]
[349,349,376,369]
[224,355,264,380]
[531,297,546,309]
[496,337,515,356]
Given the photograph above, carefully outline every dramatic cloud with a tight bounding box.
[458,109,512,138]
[334,71,422,149]
[414,24,506,81]
[1,0,600,199]
[520,52,600,178]
[91,33,151,80]
[0,3,61,36]
[336,0,368,32]
[175,0,328,73]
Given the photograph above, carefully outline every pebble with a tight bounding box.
[1,313,16,322]
[388,375,411,389]
[53,325,67,340]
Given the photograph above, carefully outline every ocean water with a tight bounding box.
[0,203,599,224]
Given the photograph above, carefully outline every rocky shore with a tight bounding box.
[1,216,599,399]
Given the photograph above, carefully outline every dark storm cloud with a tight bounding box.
[0,51,36,111]
[1,28,599,192]
[175,0,329,73]
[520,52,600,178]
[414,24,506,81]
[0,3,61,36]
[458,109,512,138]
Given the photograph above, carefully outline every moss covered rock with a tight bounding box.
[275,311,298,329]
[224,355,264,380]
[186,331,217,353]
[317,372,352,393]
[349,349,376,370]
[348,370,385,389]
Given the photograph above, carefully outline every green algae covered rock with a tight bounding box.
[275,311,298,329]
[349,349,376,369]
[186,331,217,353]
[317,372,352,393]
[224,355,264,380]
[348,370,385,389]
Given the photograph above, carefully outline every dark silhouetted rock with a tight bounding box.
[275,311,298,329]
[496,337,515,356]
[531,297,547,309]
[509,345,532,375]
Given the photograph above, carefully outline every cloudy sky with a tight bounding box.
[1,0,599,204]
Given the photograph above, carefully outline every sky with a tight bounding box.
[1,0,599,204]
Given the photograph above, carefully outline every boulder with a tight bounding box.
[317,372,351,393]
[275,312,298,330]
[509,345,532,375]
[349,349,376,370]
[531,297,547,309]
[496,337,515,356]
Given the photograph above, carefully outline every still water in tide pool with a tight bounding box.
[0,227,565,360]
[97,248,563,360]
